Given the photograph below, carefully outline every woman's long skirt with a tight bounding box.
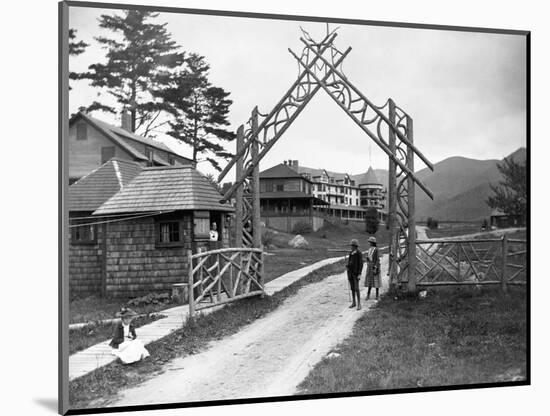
[365,263,381,288]
[112,339,150,364]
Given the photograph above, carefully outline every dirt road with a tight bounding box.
[107,255,388,407]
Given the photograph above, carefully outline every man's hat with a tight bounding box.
[116,307,137,318]
[368,236,377,244]
[350,239,359,247]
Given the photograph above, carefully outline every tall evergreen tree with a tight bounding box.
[68,29,88,89]
[80,10,184,135]
[161,53,235,172]
[69,28,88,56]
[487,156,527,222]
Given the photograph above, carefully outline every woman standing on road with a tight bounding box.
[346,239,363,310]
[365,236,381,300]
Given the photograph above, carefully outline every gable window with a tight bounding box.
[156,220,183,247]
[101,146,115,164]
[193,211,210,241]
[76,122,87,141]
[71,223,96,245]
[168,155,175,165]
[145,147,153,166]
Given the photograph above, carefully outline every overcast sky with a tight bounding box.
[68,6,526,179]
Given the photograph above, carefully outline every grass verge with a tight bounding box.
[263,221,391,283]
[297,286,527,394]
[69,259,346,410]
[70,295,177,324]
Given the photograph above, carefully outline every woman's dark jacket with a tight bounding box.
[346,249,364,278]
[109,321,137,349]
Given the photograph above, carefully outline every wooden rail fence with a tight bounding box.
[414,235,527,290]
[187,248,265,316]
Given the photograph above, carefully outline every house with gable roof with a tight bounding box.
[69,158,143,298]
[68,110,194,184]
[68,160,233,299]
[259,163,328,232]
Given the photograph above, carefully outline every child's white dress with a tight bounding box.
[112,323,150,364]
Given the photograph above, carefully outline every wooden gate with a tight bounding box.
[188,248,265,315]
[414,235,527,290]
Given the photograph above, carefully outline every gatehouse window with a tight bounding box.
[71,223,96,245]
[156,220,183,247]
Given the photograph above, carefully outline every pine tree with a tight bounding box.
[69,28,88,56]
[68,29,88,89]
[161,53,235,172]
[487,157,527,223]
[80,10,184,135]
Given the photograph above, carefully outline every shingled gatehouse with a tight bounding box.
[69,161,234,299]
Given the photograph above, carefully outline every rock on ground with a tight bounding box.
[288,234,309,249]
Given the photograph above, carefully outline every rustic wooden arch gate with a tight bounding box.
[216,30,435,293]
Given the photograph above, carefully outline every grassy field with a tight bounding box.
[298,286,527,394]
[69,259,347,409]
[263,221,391,283]
[424,222,484,239]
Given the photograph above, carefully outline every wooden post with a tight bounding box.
[456,242,461,281]
[501,235,508,293]
[101,222,107,298]
[251,107,262,250]
[217,253,222,302]
[260,250,265,297]
[187,250,195,317]
[235,125,245,247]
[406,115,417,293]
[388,99,398,289]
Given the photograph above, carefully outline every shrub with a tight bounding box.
[426,217,439,229]
[261,230,275,246]
[292,221,313,235]
[126,292,171,307]
[365,207,379,234]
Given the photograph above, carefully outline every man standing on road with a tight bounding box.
[346,239,363,310]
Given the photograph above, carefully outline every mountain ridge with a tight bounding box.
[356,147,526,221]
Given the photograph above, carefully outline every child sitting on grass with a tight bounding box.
[109,307,150,364]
